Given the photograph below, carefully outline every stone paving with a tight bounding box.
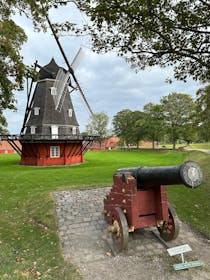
[54,187,210,280]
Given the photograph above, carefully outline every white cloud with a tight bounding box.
[4,5,201,134]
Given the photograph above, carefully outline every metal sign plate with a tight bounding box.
[173,260,203,271]
[167,244,192,256]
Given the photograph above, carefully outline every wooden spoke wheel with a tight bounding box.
[110,207,129,251]
[158,205,180,241]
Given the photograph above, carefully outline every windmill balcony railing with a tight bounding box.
[0,134,99,142]
[0,135,20,141]
[20,134,99,142]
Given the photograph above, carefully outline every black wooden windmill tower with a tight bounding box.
[19,17,97,166]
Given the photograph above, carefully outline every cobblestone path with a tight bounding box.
[54,187,210,280]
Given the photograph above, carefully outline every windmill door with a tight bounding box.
[51,125,58,139]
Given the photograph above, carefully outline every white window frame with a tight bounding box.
[51,125,58,139]
[34,107,40,115]
[50,87,57,95]
[30,126,36,134]
[68,109,73,117]
[50,146,60,158]
[72,126,77,135]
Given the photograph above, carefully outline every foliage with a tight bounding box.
[160,93,196,149]
[112,109,145,146]
[143,103,165,148]
[85,112,109,146]
[112,109,132,145]
[0,17,26,111]
[0,113,9,134]
[195,84,210,142]
[112,92,199,148]
[76,0,210,82]
[129,110,146,147]
[0,0,73,113]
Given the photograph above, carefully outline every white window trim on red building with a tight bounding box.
[50,146,60,158]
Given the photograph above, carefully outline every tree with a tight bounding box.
[160,93,196,149]
[86,112,109,147]
[0,1,73,113]
[0,114,9,134]
[76,0,210,82]
[195,84,210,142]
[112,109,132,146]
[130,110,146,148]
[143,103,164,149]
[112,109,145,147]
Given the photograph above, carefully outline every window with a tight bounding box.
[50,146,60,158]
[30,126,36,134]
[50,87,57,95]
[68,109,73,117]
[51,125,58,139]
[72,126,77,135]
[34,107,40,115]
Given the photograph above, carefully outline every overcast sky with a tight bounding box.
[5,4,201,134]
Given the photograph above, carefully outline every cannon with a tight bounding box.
[104,161,203,251]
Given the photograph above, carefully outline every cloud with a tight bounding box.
[4,5,201,134]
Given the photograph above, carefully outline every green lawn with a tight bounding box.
[0,150,209,279]
[188,142,210,149]
[168,150,210,236]
[156,142,210,150]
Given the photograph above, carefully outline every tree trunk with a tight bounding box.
[152,140,155,149]
[172,139,176,150]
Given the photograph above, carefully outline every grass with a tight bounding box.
[155,142,210,150]
[168,150,210,236]
[188,142,210,149]
[0,149,209,279]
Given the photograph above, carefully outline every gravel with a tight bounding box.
[54,187,210,280]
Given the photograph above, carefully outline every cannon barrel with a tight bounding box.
[115,161,203,188]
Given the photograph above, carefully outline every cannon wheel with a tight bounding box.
[158,205,180,241]
[110,207,129,251]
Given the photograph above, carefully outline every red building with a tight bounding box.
[0,140,21,154]
[89,137,120,151]
[20,141,84,166]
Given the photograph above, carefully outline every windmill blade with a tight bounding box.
[71,71,94,116]
[71,47,85,70]
[21,61,38,134]
[46,15,94,117]
[71,48,94,115]
[53,69,71,111]
[46,15,73,74]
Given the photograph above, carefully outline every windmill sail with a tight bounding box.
[71,47,84,69]
[52,69,71,112]
[46,16,94,117]
[21,62,38,134]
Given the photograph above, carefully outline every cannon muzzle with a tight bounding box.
[115,161,203,188]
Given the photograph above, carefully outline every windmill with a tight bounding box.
[19,17,97,166]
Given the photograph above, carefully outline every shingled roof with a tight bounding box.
[39,58,64,79]
[24,59,80,138]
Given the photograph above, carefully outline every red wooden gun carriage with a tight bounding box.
[104,161,203,251]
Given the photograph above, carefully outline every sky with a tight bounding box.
[5,3,202,134]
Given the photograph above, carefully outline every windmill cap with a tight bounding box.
[39,58,67,79]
